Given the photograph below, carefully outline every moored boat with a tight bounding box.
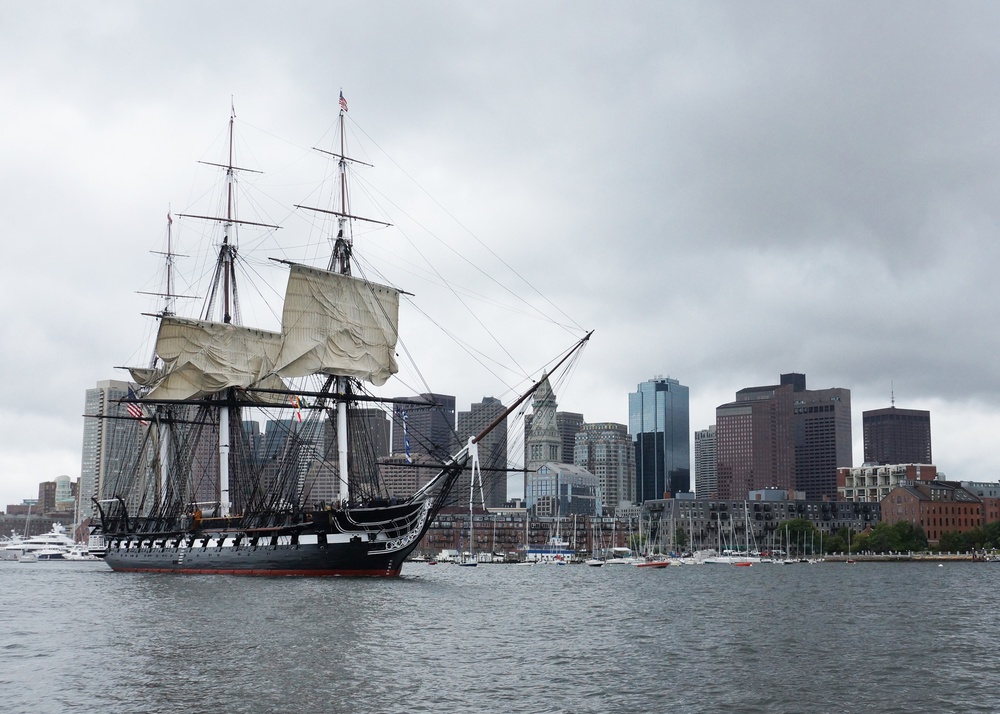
[2,523,76,561]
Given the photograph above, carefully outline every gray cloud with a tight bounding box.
[3,2,1000,507]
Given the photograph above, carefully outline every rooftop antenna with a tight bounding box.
[891,380,895,407]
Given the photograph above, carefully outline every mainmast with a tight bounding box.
[176,103,279,518]
[295,92,391,506]
[333,95,351,505]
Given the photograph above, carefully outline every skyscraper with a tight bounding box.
[791,377,852,500]
[715,373,851,501]
[391,393,456,461]
[573,422,634,512]
[80,379,143,518]
[863,407,932,465]
[628,377,690,502]
[694,425,718,499]
[716,382,795,500]
[457,396,508,508]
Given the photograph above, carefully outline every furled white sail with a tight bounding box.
[128,366,159,387]
[275,263,399,385]
[145,317,284,401]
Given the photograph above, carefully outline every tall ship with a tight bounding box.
[89,97,589,576]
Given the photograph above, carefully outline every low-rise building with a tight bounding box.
[838,463,937,503]
[880,481,982,542]
[525,462,601,518]
[643,492,879,553]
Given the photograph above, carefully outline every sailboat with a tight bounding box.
[89,98,591,577]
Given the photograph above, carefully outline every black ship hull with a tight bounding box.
[98,500,432,577]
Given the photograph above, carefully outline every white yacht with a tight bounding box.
[2,523,76,561]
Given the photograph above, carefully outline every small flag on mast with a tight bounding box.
[339,91,348,112]
[126,387,148,426]
[291,395,303,422]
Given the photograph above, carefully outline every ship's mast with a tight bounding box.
[177,103,279,518]
[137,210,191,510]
[334,98,351,504]
[295,93,392,506]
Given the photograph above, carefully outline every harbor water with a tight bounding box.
[1,559,997,713]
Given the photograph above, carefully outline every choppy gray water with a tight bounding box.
[1,559,997,713]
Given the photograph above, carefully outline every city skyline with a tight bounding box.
[6,5,1000,506]
[0,371,964,508]
[8,374,932,506]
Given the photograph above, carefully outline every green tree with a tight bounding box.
[866,523,894,553]
[937,527,983,552]
[938,530,965,552]
[889,520,928,552]
[984,521,1000,549]
[674,525,689,551]
[823,531,847,554]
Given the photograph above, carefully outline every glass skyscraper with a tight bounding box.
[628,377,690,502]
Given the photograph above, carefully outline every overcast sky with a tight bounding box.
[3,1,1000,508]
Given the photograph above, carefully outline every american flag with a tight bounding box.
[126,386,148,425]
[339,91,348,112]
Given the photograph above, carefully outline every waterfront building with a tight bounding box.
[525,462,601,518]
[297,417,337,505]
[863,407,932,466]
[556,412,585,466]
[457,397,508,508]
[792,377,852,500]
[715,373,851,502]
[959,482,1000,526]
[629,376,690,502]
[391,393,457,461]
[574,422,635,514]
[523,375,586,503]
[349,408,391,461]
[838,463,938,503]
[39,477,76,515]
[880,481,981,542]
[379,453,442,500]
[643,491,880,554]
[419,509,634,560]
[694,425,718,499]
[715,380,795,500]
[523,377,582,470]
[525,374,562,473]
[960,481,1000,500]
[80,379,144,518]
[54,475,77,513]
[38,480,58,514]
[242,421,262,463]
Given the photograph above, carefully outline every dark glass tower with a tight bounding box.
[863,407,931,465]
[628,377,690,502]
[390,393,456,461]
